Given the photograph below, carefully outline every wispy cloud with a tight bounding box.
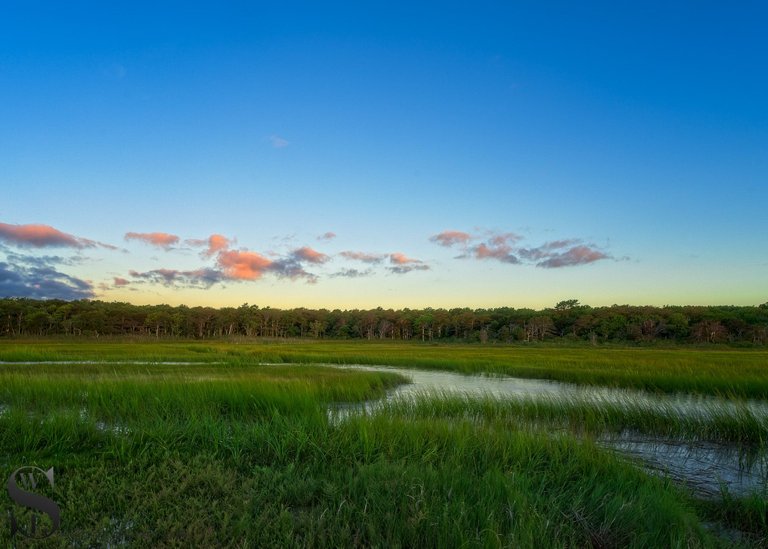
[487,232,523,247]
[536,245,609,268]
[0,222,114,249]
[291,246,330,264]
[317,231,337,241]
[472,243,520,264]
[129,268,224,288]
[340,251,386,264]
[331,268,373,278]
[267,259,318,283]
[389,252,422,265]
[389,264,430,274]
[388,253,429,274]
[431,229,614,268]
[339,250,430,274]
[0,248,84,268]
[518,239,580,261]
[269,135,289,148]
[186,234,232,257]
[429,230,473,248]
[125,232,180,249]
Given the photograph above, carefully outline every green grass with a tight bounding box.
[0,360,730,547]
[1,341,767,545]
[355,392,768,446]
[0,362,406,422]
[3,339,768,397]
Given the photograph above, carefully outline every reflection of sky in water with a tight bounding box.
[323,364,768,499]
[598,436,768,499]
[329,363,768,418]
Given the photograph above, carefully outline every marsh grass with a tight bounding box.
[364,392,768,446]
[0,361,725,547]
[3,339,768,397]
[1,414,713,547]
[2,342,767,545]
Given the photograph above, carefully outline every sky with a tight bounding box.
[1,2,766,309]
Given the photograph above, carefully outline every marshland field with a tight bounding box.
[1,340,767,547]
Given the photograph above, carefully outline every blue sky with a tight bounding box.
[1,2,766,308]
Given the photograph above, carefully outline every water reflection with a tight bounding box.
[322,363,768,499]
[598,435,767,499]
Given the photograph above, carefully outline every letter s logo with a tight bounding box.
[7,466,61,539]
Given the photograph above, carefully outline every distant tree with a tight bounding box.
[554,299,580,311]
[691,320,728,343]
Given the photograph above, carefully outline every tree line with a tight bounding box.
[1,298,768,345]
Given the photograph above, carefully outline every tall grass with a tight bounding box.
[1,413,713,547]
[0,361,724,547]
[3,339,768,397]
[0,363,406,422]
[363,392,768,445]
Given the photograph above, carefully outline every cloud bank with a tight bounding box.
[0,261,95,300]
[431,229,612,268]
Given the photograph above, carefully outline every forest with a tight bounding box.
[2,297,767,344]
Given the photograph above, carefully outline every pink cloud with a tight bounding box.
[388,253,429,274]
[389,252,423,265]
[292,246,329,264]
[472,243,519,264]
[542,239,580,250]
[317,232,337,241]
[537,245,609,268]
[0,222,96,248]
[519,239,582,261]
[186,235,232,257]
[114,277,130,286]
[429,230,472,247]
[488,232,522,247]
[207,234,231,255]
[216,249,273,280]
[125,232,180,249]
[341,251,386,264]
[186,234,232,257]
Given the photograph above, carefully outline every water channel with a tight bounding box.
[320,363,768,500]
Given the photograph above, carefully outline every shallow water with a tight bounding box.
[597,434,767,499]
[320,363,768,499]
[324,363,768,417]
